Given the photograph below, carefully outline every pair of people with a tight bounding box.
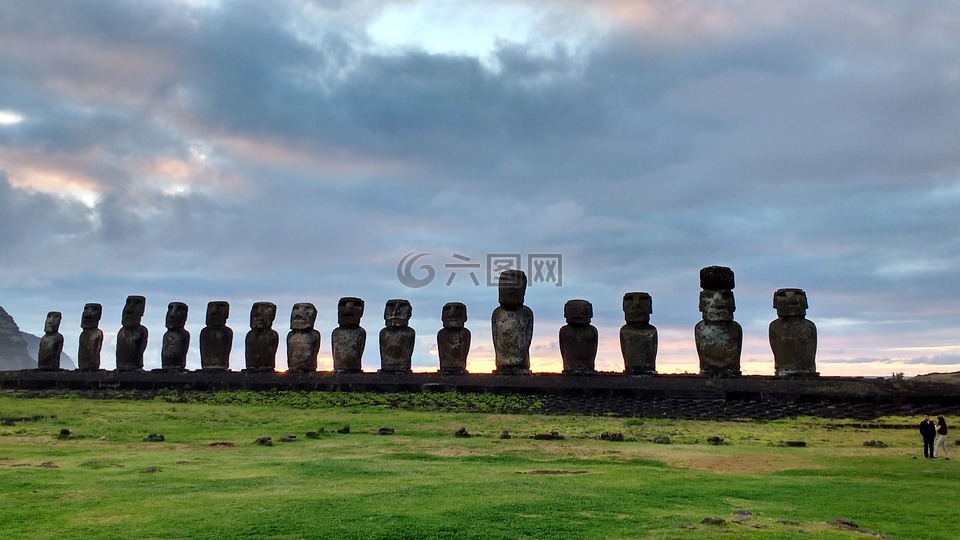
[919,415,949,459]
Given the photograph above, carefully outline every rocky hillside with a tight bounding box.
[0,305,35,370]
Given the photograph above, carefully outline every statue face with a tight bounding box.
[250,302,277,329]
[290,302,318,330]
[44,311,62,333]
[165,302,188,329]
[121,295,146,326]
[498,270,527,309]
[337,297,364,326]
[773,288,808,317]
[81,303,102,329]
[622,292,652,324]
[564,300,592,325]
[384,299,412,327]
[206,301,230,326]
[441,302,467,329]
[699,290,735,322]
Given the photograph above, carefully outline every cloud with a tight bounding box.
[1,1,958,374]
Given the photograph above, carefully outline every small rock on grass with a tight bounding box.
[280,434,297,442]
[653,435,671,444]
[600,432,624,442]
[254,436,273,446]
[142,433,165,443]
[454,427,471,438]
[377,427,395,435]
[37,461,59,469]
[701,517,726,526]
[533,431,564,440]
[499,430,511,439]
[336,425,350,434]
[57,429,72,439]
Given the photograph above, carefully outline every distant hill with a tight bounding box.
[21,331,76,370]
[0,305,35,370]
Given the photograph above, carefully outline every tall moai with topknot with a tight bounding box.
[116,295,148,371]
[492,270,533,375]
[695,266,742,377]
[620,292,658,375]
[769,288,818,377]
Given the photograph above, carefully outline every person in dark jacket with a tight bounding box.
[934,416,950,460]
[920,414,937,458]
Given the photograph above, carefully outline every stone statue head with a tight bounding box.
[165,302,188,329]
[250,302,277,329]
[337,297,364,327]
[441,302,467,329]
[206,301,230,326]
[384,299,412,328]
[699,289,736,322]
[121,295,146,327]
[622,292,653,324]
[564,299,593,325]
[773,288,808,318]
[81,303,102,329]
[498,270,527,309]
[290,302,318,330]
[44,311,62,334]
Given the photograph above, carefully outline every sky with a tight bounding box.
[1,0,958,376]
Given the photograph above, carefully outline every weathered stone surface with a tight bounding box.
[695,267,741,377]
[332,297,365,373]
[492,270,533,375]
[769,288,818,377]
[560,299,597,375]
[620,292,658,375]
[200,301,232,371]
[37,312,64,371]
[379,299,415,374]
[245,302,278,372]
[161,302,190,371]
[116,296,148,371]
[0,305,34,371]
[77,303,103,371]
[286,302,320,372]
[437,302,470,375]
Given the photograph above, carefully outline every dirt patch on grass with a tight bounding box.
[520,470,588,475]
[662,452,815,473]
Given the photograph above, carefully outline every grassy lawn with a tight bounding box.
[1,391,957,539]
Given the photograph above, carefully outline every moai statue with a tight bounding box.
[116,295,148,371]
[379,299,415,374]
[437,302,470,375]
[332,297,365,373]
[695,266,742,377]
[200,301,232,371]
[77,303,103,371]
[492,270,534,375]
[160,302,190,371]
[287,302,321,373]
[244,302,278,372]
[37,311,64,371]
[769,288,818,377]
[559,300,598,374]
[620,292,658,375]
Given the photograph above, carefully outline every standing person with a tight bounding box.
[935,416,950,460]
[920,414,937,459]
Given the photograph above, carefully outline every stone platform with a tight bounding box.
[2,370,958,406]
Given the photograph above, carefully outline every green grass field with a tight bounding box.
[1,391,957,539]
